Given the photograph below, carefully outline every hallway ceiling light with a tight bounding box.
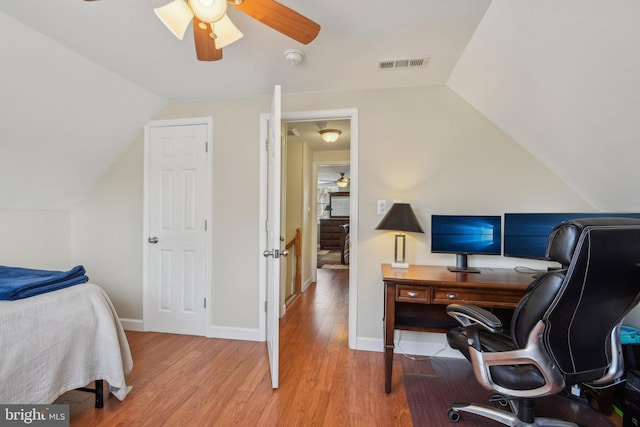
[320,129,342,143]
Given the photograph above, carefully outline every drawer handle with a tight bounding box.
[447,294,457,299]
[407,291,418,298]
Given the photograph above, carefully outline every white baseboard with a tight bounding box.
[302,277,313,292]
[209,326,263,342]
[120,318,144,331]
[354,331,463,359]
[120,318,263,342]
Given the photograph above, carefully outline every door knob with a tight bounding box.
[263,249,289,258]
[148,236,159,244]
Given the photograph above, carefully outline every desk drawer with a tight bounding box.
[396,285,430,303]
[433,287,522,307]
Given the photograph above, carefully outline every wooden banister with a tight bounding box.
[285,228,302,293]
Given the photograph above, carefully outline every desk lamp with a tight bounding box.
[376,203,424,268]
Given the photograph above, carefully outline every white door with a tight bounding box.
[263,85,282,388]
[145,121,210,336]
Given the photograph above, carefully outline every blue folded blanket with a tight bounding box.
[0,265,89,300]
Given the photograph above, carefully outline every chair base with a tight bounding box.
[447,402,578,426]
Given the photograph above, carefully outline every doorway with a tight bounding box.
[316,165,350,271]
[282,120,351,306]
[278,109,358,350]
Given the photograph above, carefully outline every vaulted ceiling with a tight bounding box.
[449,1,640,211]
[1,1,639,211]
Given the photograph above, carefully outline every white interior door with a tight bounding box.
[145,120,211,336]
[263,85,282,389]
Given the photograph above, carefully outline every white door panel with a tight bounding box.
[264,85,282,389]
[146,122,210,336]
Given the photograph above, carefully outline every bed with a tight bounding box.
[0,270,133,407]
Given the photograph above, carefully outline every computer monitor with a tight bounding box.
[503,212,640,260]
[431,215,502,273]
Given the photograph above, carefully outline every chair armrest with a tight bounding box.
[468,320,566,398]
[446,303,503,333]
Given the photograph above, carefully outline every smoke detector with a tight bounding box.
[284,49,305,66]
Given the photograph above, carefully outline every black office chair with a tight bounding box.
[446,218,640,426]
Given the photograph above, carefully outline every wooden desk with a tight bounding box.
[381,264,533,393]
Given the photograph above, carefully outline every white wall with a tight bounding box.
[69,84,596,345]
[301,142,314,289]
[0,209,69,269]
[284,140,304,303]
[70,139,144,321]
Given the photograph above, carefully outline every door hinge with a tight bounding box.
[204,298,207,309]
[205,141,208,153]
[204,220,207,231]
[265,300,267,312]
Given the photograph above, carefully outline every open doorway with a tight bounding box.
[258,105,358,387]
[316,165,350,271]
[281,118,351,309]
[259,107,358,350]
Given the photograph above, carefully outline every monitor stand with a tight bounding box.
[447,254,481,274]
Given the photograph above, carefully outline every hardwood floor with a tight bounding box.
[56,268,625,426]
[59,268,416,426]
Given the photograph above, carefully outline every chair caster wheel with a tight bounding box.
[447,408,461,423]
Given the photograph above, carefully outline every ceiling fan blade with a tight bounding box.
[231,0,320,45]
[193,17,223,61]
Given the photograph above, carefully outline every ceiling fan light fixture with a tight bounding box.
[188,0,227,23]
[154,0,195,40]
[336,173,350,188]
[320,129,341,143]
[211,14,243,48]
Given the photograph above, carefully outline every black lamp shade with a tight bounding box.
[375,203,424,233]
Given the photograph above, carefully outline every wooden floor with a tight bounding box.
[59,268,418,426]
[59,268,623,426]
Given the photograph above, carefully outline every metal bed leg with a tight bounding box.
[95,379,104,408]
[76,379,104,408]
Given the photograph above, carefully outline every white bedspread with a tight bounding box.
[0,282,133,404]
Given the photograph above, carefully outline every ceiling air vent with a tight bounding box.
[377,56,429,71]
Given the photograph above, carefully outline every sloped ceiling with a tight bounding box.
[0,12,166,210]
[449,0,640,211]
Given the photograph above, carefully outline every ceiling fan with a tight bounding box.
[85,0,320,62]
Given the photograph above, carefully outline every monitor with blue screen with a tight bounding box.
[504,213,640,260]
[431,215,502,273]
